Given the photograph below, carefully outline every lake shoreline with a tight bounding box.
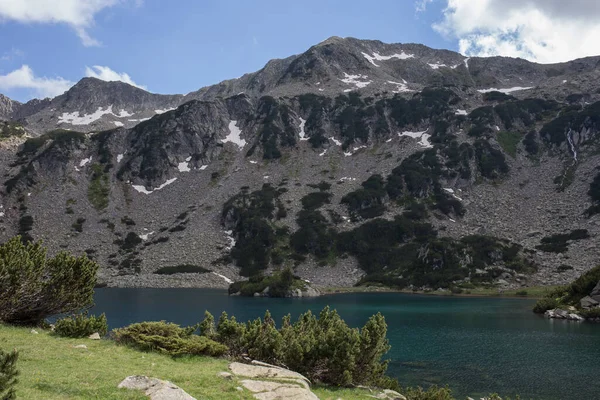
[99,274,558,300]
[318,285,560,300]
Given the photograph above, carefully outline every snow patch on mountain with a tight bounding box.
[117,109,133,118]
[113,121,124,127]
[361,51,415,67]
[400,130,432,148]
[477,87,534,94]
[387,80,413,93]
[298,118,308,140]
[177,161,190,172]
[140,231,155,241]
[212,272,233,284]
[79,157,92,167]
[132,178,178,195]
[59,106,116,126]
[117,154,124,163]
[340,72,371,89]
[455,109,468,116]
[428,62,447,70]
[155,108,176,115]
[222,121,246,148]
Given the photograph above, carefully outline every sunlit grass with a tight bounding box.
[0,324,253,399]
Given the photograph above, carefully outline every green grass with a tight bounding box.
[0,324,253,400]
[496,131,522,158]
[0,324,382,400]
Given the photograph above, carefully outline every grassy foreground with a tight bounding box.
[0,324,380,399]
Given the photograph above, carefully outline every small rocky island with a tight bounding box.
[228,267,321,297]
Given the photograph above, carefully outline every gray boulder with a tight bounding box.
[118,376,195,400]
[590,280,600,302]
[580,296,599,309]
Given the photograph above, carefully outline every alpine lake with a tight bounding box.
[91,288,600,400]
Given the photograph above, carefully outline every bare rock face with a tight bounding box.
[118,376,196,400]
[0,94,19,120]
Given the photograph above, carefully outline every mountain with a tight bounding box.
[0,37,599,290]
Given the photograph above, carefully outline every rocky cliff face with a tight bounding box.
[0,94,20,120]
[0,37,599,289]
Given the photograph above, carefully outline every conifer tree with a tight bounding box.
[0,349,18,400]
[0,237,98,325]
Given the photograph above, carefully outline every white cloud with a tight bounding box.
[0,0,139,46]
[433,0,600,63]
[415,0,434,13]
[0,65,74,98]
[0,48,24,62]
[85,65,146,89]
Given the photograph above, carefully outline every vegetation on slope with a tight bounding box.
[228,267,307,296]
[533,265,600,313]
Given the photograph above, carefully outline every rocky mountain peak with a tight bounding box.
[0,93,20,120]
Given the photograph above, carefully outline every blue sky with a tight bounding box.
[0,0,598,102]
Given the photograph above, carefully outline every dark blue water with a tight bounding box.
[92,289,600,400]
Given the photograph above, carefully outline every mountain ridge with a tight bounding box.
[0,37,599,291]
[3,36,600,136]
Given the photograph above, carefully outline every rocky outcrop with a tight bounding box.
[544,308,586,321]
[226,361,318,400]
[118,375,195,400]
[0,94,19,120]
[590,280,600,301]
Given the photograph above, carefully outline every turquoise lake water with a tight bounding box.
[92,289,600,400]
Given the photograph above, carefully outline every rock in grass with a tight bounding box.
[74,344,87,349]
[118,375,196,400]
[217,372,233,380]
[30,329,38,334]
[88,332,101,340]
[230,362,319,399]
[240,379,318,400]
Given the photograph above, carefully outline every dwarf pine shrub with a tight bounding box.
[54,313,108,338]
[200,306,391,387]
[113,321,227,357]
[0,349,18,400]
[0,237,98,325]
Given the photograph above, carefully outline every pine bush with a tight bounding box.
[201,306,391,387]
[0,237,98,325]
[113,321,227,357]
[54,313,108,338]
[0,349,18,400]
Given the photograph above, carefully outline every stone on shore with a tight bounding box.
[544,308,584,321]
